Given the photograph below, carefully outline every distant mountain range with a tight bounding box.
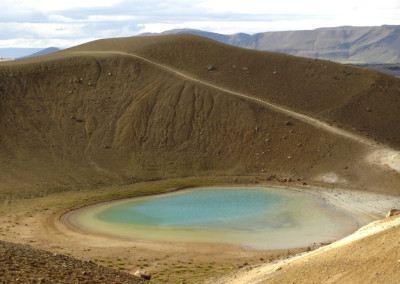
[17,47,61,59]
[350,63,400,78]
[0,47,60,59]
[142,25,400,64]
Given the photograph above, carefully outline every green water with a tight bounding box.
[67,187,358,249]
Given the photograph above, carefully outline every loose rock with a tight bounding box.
[134,269,151,280]
[386,209,400,218]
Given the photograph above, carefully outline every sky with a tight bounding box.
[0,0,399,48]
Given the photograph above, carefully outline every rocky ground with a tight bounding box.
[211,214,400,283]
[1,34,400,284]
[0,240,149,283]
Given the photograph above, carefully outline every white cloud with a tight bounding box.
[198,0,400,15]
[0,22,86,39]
[47,15,137,23]
[0,0,399,48]
[18,0,124,12]
[0,38,95,48]
[87,15,137,22]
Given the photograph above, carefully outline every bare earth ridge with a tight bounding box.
[1,34,400,283]
[73,50,400,174]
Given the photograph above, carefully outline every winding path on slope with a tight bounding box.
[71,51,400,172]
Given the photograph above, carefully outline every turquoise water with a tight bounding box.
[67,187,358,249]
[96,188,289,230]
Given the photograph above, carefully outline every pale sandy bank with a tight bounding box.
[209,187,400,284]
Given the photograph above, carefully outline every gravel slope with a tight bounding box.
[0,240,149,283]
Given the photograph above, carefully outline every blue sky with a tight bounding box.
[0,0,399,48]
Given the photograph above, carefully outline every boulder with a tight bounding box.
[386,209,400,218]
[134,269,151,280]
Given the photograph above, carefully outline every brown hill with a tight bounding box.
[70,34,400,147]
[2,33,400,284]
[0,34,400,198]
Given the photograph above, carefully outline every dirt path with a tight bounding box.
[72,51,378,147]
[71,51,400,172]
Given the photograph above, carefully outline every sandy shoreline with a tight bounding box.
[205,186,400,283]
[62,186,371,250]
[210,206,400,284]
[2,182,400,283]
[306,187,400,223]
[59,185,400,250]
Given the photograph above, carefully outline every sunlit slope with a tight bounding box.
[0,34,399,196]
[69,34,400,149]
[264,218,400,284]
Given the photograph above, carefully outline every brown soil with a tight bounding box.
[262,216,400,284]
[0,240,149,283]
[1,34,400,197]
[1,34,400,283]
[71,34,400,149]
[211,215,400,284]
[0,179,309,284]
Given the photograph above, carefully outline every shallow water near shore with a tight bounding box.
[66,187,359,249]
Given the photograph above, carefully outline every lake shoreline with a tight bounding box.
[3,178,400,282]
[63,186,364,250]
[60,184,400,251]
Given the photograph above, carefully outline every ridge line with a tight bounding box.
[71,50,383,150]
